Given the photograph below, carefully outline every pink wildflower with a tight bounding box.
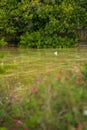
[31,87,38,93]
[56,74,61,80]
[59,59,65,62]
[48,66,53,70]
[16,120,23,126]
[24,128,28,130]
[76,72,82,84]
[9,92,19,103]
[13,119,23,126]
[80,61,84,65]
[71,66,80,74]
[59,69,64,73]
[65,72,69,80]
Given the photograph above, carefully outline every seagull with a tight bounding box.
[54,51,58,56]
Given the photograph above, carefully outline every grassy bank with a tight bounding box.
[0,48,87,130]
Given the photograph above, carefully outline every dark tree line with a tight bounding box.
[0,0,87,48]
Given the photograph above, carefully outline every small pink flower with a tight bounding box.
[24,128,28,130]
[71,66,80,74]
[76,74,82,84]
[16,120,23,126]
[80,61,84,65]
[48,66,53,70]
[31,87,38,93]
[59,69,64,73]
[64,71,69,79]
[56,74,61,80]
[65,74,69,80]
[13,119,23,126]
[59,59,65,63]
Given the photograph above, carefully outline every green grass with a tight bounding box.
[0,48,87,130]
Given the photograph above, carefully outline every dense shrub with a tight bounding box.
[19,31,78,48]
[0,38,7,47]
[0,0,87,48]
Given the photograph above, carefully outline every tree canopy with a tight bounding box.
[0,0,87,48]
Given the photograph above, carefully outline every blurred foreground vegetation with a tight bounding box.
[0,49,87,130]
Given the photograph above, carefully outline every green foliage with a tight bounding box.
[0,66,6,74]
[0,51,17,74]
[0,64,18,74]
[0,0,87,48]
[0,38,7,47]
[82,63,87,80]
[19,31,41,48]
[0,128,7,130]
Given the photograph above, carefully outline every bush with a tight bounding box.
[0,38,7,47]
[19,32,78,48]
[19,32,41,48]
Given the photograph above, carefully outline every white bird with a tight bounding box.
[54,51,58,56]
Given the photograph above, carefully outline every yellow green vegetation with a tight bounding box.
[0,48,87,130]
[0,0,87,48]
